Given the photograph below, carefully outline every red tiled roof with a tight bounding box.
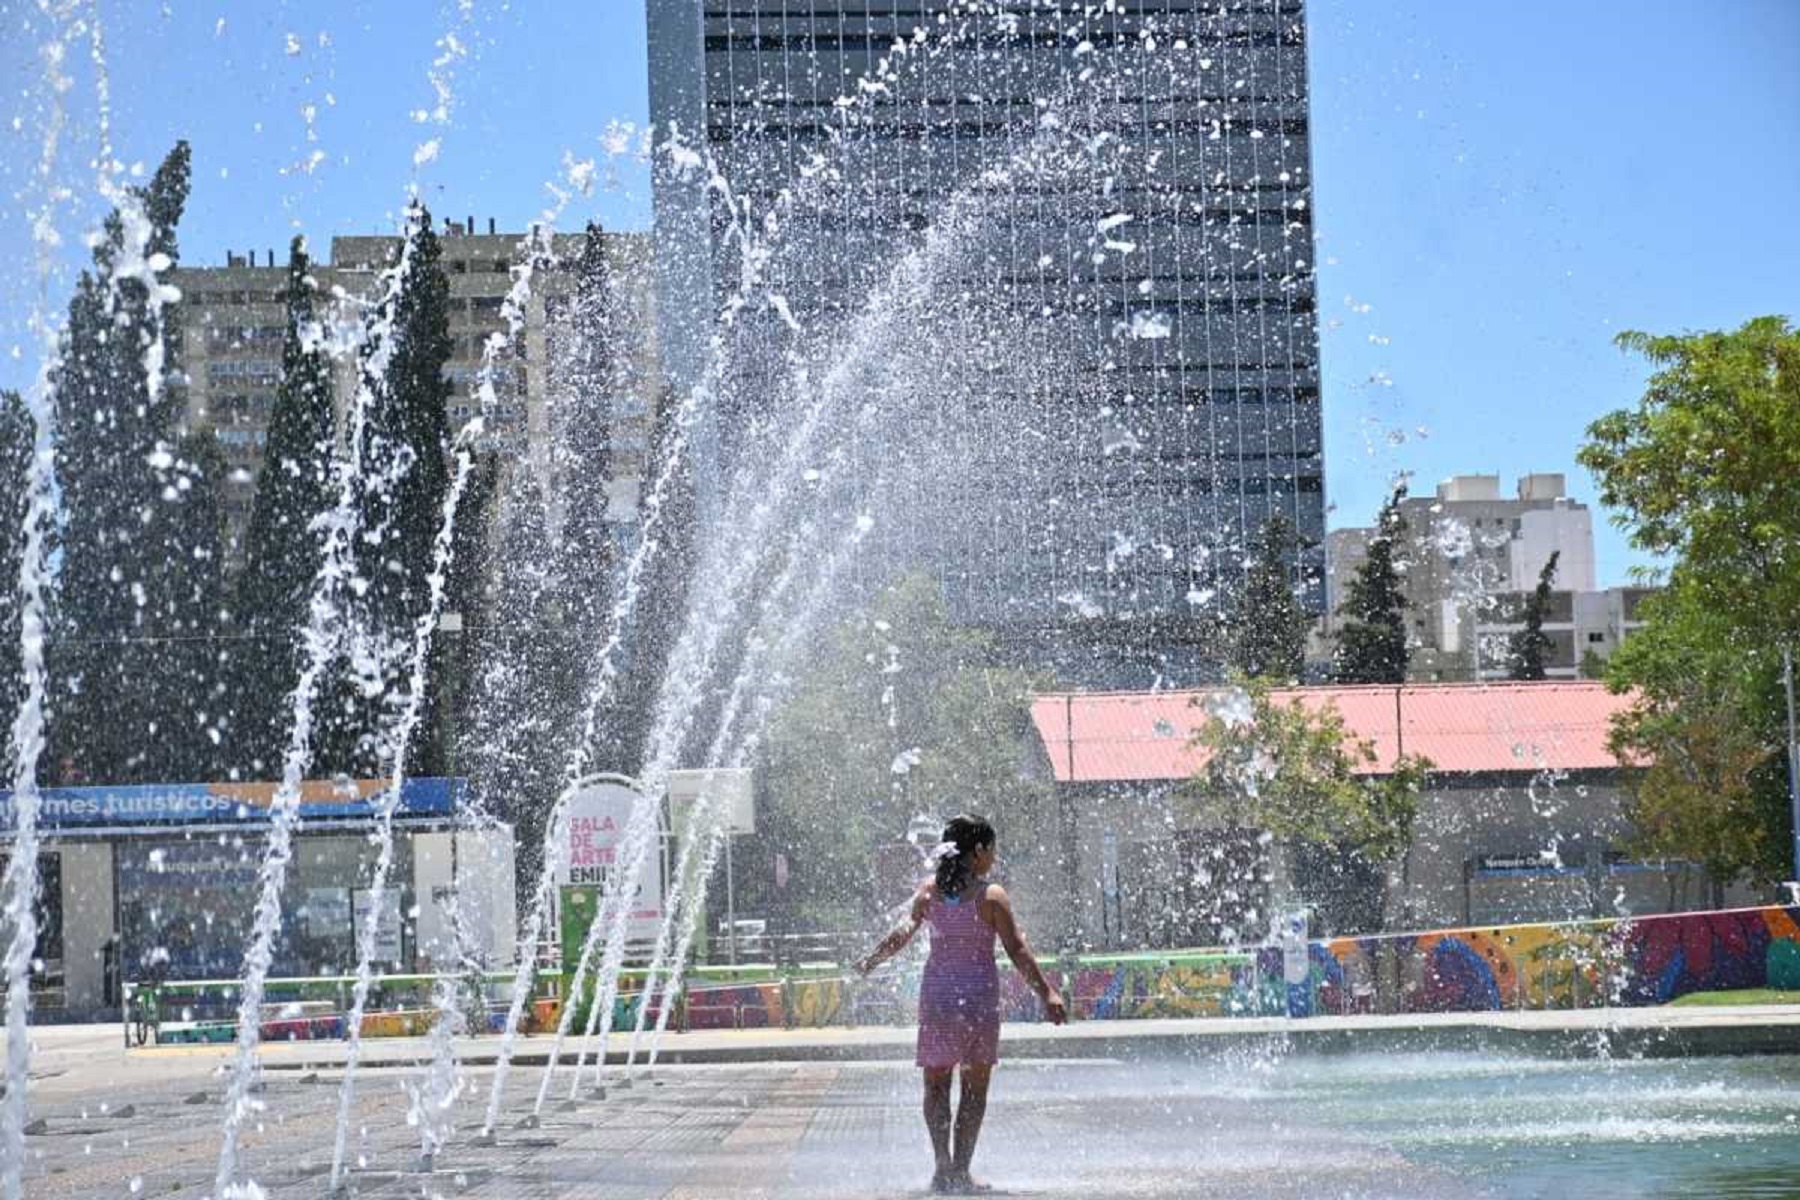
[1029,682,1636,784]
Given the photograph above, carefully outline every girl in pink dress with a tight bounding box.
[856,815,1067,1194]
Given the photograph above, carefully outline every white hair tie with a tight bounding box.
[927,841,959,862]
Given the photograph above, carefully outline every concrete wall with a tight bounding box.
[1049,772,1766,949]
[1392,776,1762,930]
[1045,782,1193,952]
[58,841,114,1015]
[1509,505,1595,592]
[412,826,517,971]
[1397,778,1628,927]
[154,904,1800,1040]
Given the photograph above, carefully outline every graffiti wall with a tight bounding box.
[561,971,852,1034]
[676,978,848,1030]
[1278,904,1800,1017]
[1021,954,1261,1021]
[155,997,559,1045]
[143,905,1800,1044]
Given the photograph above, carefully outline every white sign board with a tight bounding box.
[555,778,664,942]
[667,768,755,836]
[353,887,404,964]
[1278,909,1311,986]
[303,887,351,940]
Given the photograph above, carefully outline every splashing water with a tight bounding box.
[357,167,583,1181]
[477,365,698,1136]
[327,419,483,1190]
[406,973,468,1171]
[0,10,77,1196]
[213,204,429,1199]
[489,0,1089,1125]
[620,540,812,1082]
[550,116,1087,1112]
[480,117,831,1129]
[0,2,1351,1186]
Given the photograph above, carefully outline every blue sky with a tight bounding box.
[2,1,1795,586]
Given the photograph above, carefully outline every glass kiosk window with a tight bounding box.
[0,852,63,1000]
[118,832,414,982]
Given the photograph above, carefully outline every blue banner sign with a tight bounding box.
[0,777,463,832]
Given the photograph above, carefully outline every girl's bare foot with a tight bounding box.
[945,1172,992,1194]
[930,1170,954,1193]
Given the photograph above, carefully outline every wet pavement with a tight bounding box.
[14,1052,1453,1198]
[9,1025,1800,1198]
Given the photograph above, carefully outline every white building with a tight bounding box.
[1326,473,1650,681]
[1468,583,1655,680]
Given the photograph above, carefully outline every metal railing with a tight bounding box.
[120,967,562,1048]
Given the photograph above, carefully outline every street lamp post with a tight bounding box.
[1782,646,1800,904]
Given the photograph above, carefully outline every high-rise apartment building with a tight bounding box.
[647,0,1324,686]
[172,223,662,557]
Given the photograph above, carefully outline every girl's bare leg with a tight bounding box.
[950,1063,993,1189]
[923,1068,955,1187]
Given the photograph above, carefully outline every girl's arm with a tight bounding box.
[854,883,932,975]
[982,885,1068,1025]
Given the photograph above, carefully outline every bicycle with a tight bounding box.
[124,980,163,1048]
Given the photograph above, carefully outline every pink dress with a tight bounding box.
[915,885,1001,1069]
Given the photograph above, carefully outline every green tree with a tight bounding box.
[548,223,624,774]
[554,222,618,656]
[230,237,337,778]
[138,431,231,781]
[1332,484,1411,685]
[326,203,455,775]
[1506,551,1561,681]
[1603,585,1789,892]
[47,141,218,784]
[1228,515,1311,682]
[462,467,572,891]
[1189,678,1431,934]
[0,392,30,743]
[428,451,500,784]
[1579,318,1800,637]
[605,388,695,774]
[759,573,1049,931]
[1579,317,1799,886]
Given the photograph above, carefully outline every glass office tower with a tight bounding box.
[648,1,1324,685]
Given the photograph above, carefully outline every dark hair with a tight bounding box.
[934,814,995,899]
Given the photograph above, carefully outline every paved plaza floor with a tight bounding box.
[14,1041,1466,1199]
[8,1017,1800,1198]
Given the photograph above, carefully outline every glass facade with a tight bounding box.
[118,832,415,981]
[649,0,1324,684]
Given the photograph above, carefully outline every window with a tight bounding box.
[206,359,280,384]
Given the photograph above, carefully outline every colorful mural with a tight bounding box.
[993,904,1799,1020]
[672,978,849,1030]
[1054,954,1259,1020]
[141,905,1800,1044]
[1290,904,1800,1017]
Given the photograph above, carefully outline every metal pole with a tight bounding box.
[1782,646,1800,896]
[725,834,737,966]
[1470,601,1482,683]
